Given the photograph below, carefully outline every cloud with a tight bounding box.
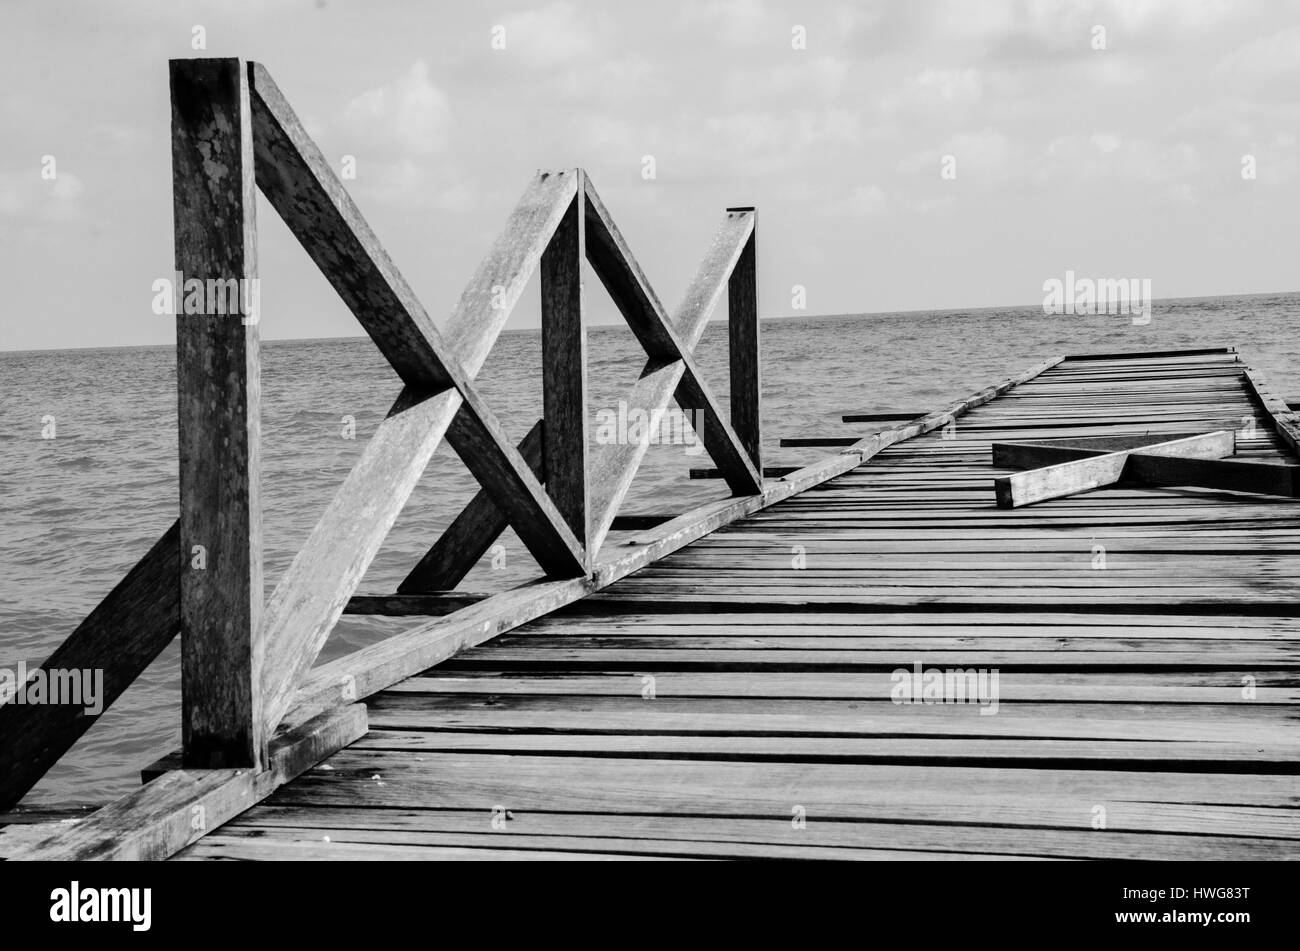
[333,61,473,211]
[846,184,887,216]
[910,68,983,104]
[339,60,450,157]
[1211,27,1300,99]
[502,2,601,67]
[899,129,1015,185]
[0,168,84,222]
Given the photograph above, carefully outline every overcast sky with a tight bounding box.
[2,0,1298,351]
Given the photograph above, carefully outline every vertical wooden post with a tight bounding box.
[170,58,266,769]
[540,169,590,558]
[727,208,762,475]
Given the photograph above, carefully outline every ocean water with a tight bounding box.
[2,292,1297,808]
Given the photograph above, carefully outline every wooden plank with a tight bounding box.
[1062,346,1237,361]
[170,58,266,769]
[261,752,1300,827]
[541,179,590,547]
[1125,454,1299,497]
[727,213,761,470]
[6,704,367,861]
[992,432,1219,467]
[781,436,858,447]
[345,593,490,616]
[842,412,925,424]
[993,431,1235,508]
[690,466,797,479]
[0,523,181,810]
[190,806,1295,861]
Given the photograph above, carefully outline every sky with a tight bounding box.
[2,0,1298,352]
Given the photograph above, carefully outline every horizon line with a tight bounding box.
[3,287,1296,357]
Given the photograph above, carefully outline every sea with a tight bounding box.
[2,292,1297,807]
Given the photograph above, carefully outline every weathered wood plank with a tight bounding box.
[993,431,1236,508]
[540,179,590,548]
[726,213,761,470]
[6,704,367,861]
[171,58,266,769]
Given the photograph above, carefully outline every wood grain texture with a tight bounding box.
[541,179,590,548]
[727,220,761,470]
[170,58,265,769]
[7,705,367,861]
[993,431,1235,508]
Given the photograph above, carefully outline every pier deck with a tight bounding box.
[172,348,1300,860]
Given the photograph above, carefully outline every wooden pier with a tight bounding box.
[2,60,1298,861]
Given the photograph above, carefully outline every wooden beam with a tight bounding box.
[992,432,1213,469]
[727,213,761,470]
[690,466,798,480]
[586,209,756,553]
[541,179,590,548]
[1125,454,1300,497]
[842,412,924,424]
[345,593,491,616]
[170,58,266,769]
[6,705,367,861]
[1063,346,1236,361]
[781,436,858,447]
[399,420,545,593]
[0,523,181,810]
[582,181,762,498]
[994,431,1236,508]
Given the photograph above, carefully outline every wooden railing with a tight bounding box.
[0,57,762,811]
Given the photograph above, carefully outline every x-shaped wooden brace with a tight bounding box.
[397,183,763,591]
[992,430,1300,507]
